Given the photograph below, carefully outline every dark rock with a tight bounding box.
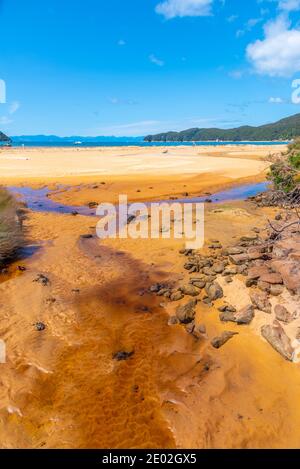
[209,243,222,249]
[257,280,271,293]
[274,304,295,324]
[168,315,179,325]
[185,321,195,334]
[150,283,165,293]
[237,265,248,275]
[247,265,270,281]
[198,324,207,334]
[240,234,258,242]
[229,254,249,265]
[18,266,26,271]
[33,274,50,286]
[250,291,272,314]
[80,234,93,239]
[87,201,98,208]
[223,265,238,276]
[179,284,200,297]
[220,304,254,325]
[259,273,283,285]
[202,297,213,306]
[176,299,197,324]
[271,260,300,294]
[34,322,46,331]
[113,351,134,361]
[190,280,206,289]
[261,321,293,361]
[156,288,170,297]
[205,281,223,301]
[203,267,216,276]
[227,247,245,255]
[211,331,238,349]
[246,278,257,288]
[179,248,194,256]
[218,304,236,313]
[170,291,184,301]
[212,262,225,274]
[270,284,284,296]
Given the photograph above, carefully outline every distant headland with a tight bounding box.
[144,113,300,142]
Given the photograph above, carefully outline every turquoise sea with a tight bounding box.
[8,141,290,148]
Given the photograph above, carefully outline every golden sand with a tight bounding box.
[1,144,300,449]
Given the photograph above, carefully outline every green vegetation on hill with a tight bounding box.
[144,113,300,142]
[0,131,10,143]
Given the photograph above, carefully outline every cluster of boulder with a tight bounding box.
[150,212,300,361]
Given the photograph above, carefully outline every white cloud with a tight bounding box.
[108,97,138,105]
[236,29,245,38]
[247,15,300,76]
[149,54,165,66]
[0,116,13,125]
[236,17,263,39]
[95,120,163,136]
[229,69,244,79]
[8,100,20,115]
[91,115,249,137]
[227,14,238,23]
[278,0,300,11]
[269,96,284,103]
[155,0,213,19]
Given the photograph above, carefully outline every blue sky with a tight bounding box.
[0,0,300,136]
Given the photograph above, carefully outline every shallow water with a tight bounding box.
[8,182,269,216]
[8,186,96,216]
[4,181,300,449]
[10,141,289,148]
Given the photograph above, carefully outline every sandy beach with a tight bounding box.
[0,144,274,206]
[2,143,300,449]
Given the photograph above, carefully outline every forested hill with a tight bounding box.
[0,131,10,143]
[144,114,300,142]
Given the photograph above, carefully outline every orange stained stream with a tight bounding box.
[1,212,300,448]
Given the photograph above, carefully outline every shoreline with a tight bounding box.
[0,144,274,205]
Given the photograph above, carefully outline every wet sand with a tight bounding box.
[0,144,275,206]
[1,144,300,449]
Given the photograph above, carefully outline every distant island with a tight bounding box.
[0,131,11,144]
[144,113,300,142]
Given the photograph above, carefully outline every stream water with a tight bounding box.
[8,181,269,215]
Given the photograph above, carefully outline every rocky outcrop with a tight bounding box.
[271,259,300,294]
[220,304,254,325]
[205,281,223,301]
[179,284,201,297]
[176,299,197,324]
[250,290,272,314]
[211,331,238,349]
[274,304,295,324]
[261,321,294,361]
